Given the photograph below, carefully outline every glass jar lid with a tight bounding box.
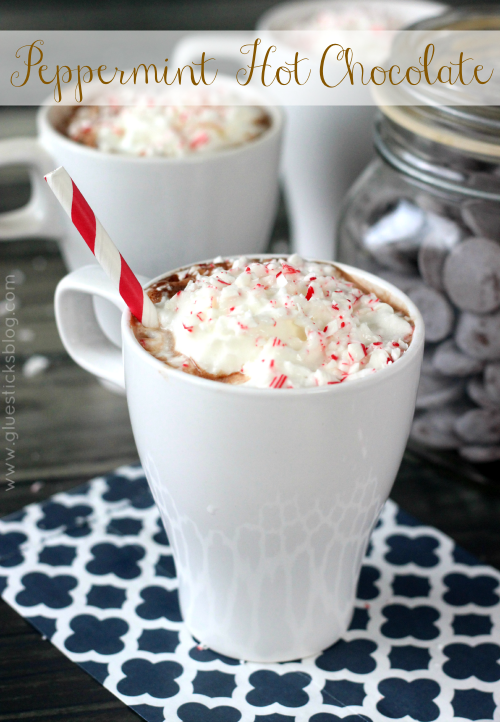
[374,7,500,158]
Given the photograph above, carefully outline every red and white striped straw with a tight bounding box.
[45,166,159,328]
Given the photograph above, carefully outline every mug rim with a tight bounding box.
[121,255,425,396]
[37,76,284,166]
[257,0,448,33]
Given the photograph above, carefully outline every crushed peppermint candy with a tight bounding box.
[132,255,414,388]
[63,101,271,158]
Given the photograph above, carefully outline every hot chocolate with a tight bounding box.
[132,255,414,388]
[59,101,271,158]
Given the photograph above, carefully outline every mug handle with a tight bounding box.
[0,137,64,240]
[55,265,150,390]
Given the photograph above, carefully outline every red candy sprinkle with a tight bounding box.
[182,323,193,333]
[276,271,282,278]
[323,326,328,333]
[305,286,314,301]
[282,264,299,275]
[190,131,209,149]
[270,374,288,389]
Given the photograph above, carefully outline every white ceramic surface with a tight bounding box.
[54,257,424,662]
[257,0,447,261]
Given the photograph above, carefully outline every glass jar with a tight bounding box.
[337,12,500,467]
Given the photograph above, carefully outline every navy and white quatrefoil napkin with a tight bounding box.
[1,464,499,722]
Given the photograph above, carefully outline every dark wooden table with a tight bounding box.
[1,0,500,720]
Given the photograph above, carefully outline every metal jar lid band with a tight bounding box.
[374,122,500,202]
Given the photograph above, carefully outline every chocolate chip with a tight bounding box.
[454,408,500,444]
[417,214,462,291]
[422,346,443,378]
[411,405,467,449]
[416,373,465,410]
[455,310,500,361]
[466,377,499,410]
[418,246,448,293]
[415,193,463,223]
[365,196,419,231]
[432,339,484,377]
[443,237,500,314]
[484,362,500,405]
[364,199,425,272]
[370,245,419,273]
[459,445,500,463]
[462,200,500,241]
[407,283,455,343]
[377,269,420,294]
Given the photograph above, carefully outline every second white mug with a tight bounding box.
[0,80,284,279]
[0,79,283,360]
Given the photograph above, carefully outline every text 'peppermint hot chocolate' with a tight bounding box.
[132,256,414,388]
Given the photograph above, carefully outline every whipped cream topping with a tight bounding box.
[135,256,413,389]
[65,101,270,157]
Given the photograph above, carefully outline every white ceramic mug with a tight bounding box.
[0,81,283,350]
[257,0,447,260]
[54,257,424,662]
